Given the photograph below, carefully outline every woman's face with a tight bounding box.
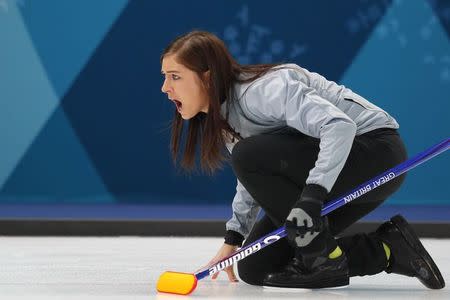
[161,55,209,120]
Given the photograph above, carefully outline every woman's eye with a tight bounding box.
[172,74,180,80]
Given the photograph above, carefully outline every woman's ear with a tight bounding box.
[202,70,211,88]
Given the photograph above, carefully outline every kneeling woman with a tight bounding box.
[160,31,444,289]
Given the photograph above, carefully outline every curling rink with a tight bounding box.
[0,236,448,299]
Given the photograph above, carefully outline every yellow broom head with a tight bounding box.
[156,271,198,295]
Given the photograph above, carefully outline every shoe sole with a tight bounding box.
[391,214,445,289]
[263,284,348,292]
[263,275,349,289]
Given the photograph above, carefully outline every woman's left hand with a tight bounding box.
[201,243,239,282]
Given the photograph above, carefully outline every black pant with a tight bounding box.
[230,128,408,285]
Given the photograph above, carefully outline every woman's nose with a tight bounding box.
[161,79,170,93]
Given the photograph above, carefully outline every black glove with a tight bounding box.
[286,184,328,248]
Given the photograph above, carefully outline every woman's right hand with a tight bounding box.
[203,243,239,282]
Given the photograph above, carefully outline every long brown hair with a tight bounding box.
[161,30,282,175]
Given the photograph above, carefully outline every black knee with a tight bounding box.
[237,260,264,286]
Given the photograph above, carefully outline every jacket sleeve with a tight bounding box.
[225,179,261,238]
[223,139,261,238]
[242,69,357,192]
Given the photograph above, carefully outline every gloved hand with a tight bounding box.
[286,184,328,248]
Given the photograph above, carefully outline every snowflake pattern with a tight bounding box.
[352,0,450,83]
[346,0,392,35]
[219,5,308,64]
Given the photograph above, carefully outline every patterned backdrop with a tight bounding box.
[0,0,449,211]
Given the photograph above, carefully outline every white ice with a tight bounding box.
[0,236,448,299]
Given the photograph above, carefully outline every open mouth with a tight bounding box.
[171,99,182,112]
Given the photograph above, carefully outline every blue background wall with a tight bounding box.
[0,0,449,219]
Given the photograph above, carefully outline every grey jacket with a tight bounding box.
[221,64,399,238]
